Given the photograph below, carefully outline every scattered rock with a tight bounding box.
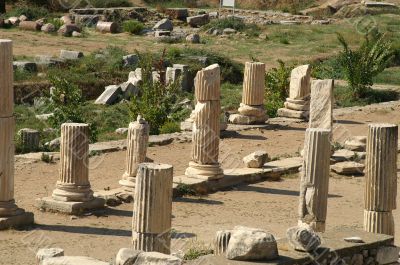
[45,137,61,151]
[13,61,37,72]
[286,226,321,252]
[187,14,210,27]
[72,31,82,37]
[375,246,399,264]
[60,15,73,25]
[243,151,269,168]
[8,17,20,25]
[120,81,138,99]
[365,1,398,8]
[153,18,173,31]
[95,85,122,105]
[351,254,364,265]
[344,237,364,243]
[41,23,56,33]
[165,8,189,20]
[58,24,81,37]
[123,54,139,67]
[36,248,64,263]
[226,226,278,261]
[115,128,128,134]
[331,161,365,175]
[19,15,28,22]
[116,248,142,265]
[186,33,200,43]
[40,256,109,265]
[19,20,41,31]
[36,113,54,121]
[155,30,171,37]
[134,252,182,265]
[223,28,237,35]
[60,50,84,60]
[344,136,367,152]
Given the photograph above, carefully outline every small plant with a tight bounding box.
[337,33,394,99]
[123,20,144,35]
[41,153,54,163]
[160,121,181,134]
[6,6,48,20]
[332,141,345,151]
[176,183,197,197]
[184,242,213,260]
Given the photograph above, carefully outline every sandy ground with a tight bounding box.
[1,103,400,264]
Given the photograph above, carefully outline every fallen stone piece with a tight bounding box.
[41,23,56,33]
[331,149,356,162]
[72,31,82,37]
[13,61,37,72]
[115,128,128,134]
[134,252,182,265]
[165,8,189,20]
[95,85,122,105]
[286,226,321,252]
[226,226,278,261]
[60,50,84,60]
[153,18,173,31]
[120,81,138,99]
[187,14,210,27]
[331,161,365,175]
[123,54,139,67]
[344,136,367,152]
[19,20,41,31]
[277,108,309,120]
[155,30,171,37]
[116,248,142,265]
[228,114,267,125]
[243,151,269,168]
[8,16,20,25]
[344,237,364,243]
[58,24,81,37]
[36,248,64,263]
[186,33,200,43]
[365,1,398,8]
[96,21,118,33]
[214,230,232,255]
[40,256,109,265]
[223,28,237,35]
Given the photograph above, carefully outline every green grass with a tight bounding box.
[221,83,242,111]
[374,67,400,85]
[334,85,399,107]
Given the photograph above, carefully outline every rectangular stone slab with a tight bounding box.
[36,197,105,215]
[0,211,34,230]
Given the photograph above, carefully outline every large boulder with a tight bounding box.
[226,226,278,261]
[187,14,210,27]
[153,18,173,31]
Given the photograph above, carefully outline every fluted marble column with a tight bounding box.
[185,64,223,180]
[364,123,398,236]
[132,163,173,254]
[0,39,33,229]
[52,123,93,202]
[298,128,331,232]
[229,62,267,125]
[214,230,232,255]
[120,116,149,193]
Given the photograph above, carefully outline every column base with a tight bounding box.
[364,210,394,236]
[119,178,135,194]
[0,200,20,217]
[132,231,171,254]
[185,161,224,180]
[52,183,94,202]
[229,114,268,125]
[277,108,309,120]
[36,197,105,215]
[0,210,34,230]
[298,220,325,233]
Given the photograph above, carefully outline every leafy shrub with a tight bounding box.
[160,121,181,134]
[47,76,98,142]
[334,85,398,107]
[337,33,394,98]
[88,0,132,8]
[203,17,261,37]
[312,57,344,80]
[129,51,185,135]
[264,60,292,117]
[123,20,144,35]
[6,6,48,20]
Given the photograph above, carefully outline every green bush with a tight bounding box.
[264,60,292,117]
[337,33,394,98]
[203,17,261,37]
[334,85,399,107]
[159,121,181,134]
[47,76,98,142]
[88,0,132,8]
[6,6,48,20]
[123,20,144,35]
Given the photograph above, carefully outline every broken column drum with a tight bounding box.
[120,116,149,192]
[229,62,267,124]
[0,39,34,229]
[364,123,398,236]
[185,64,223,180]
[298,128,331,232]
[132,163,174,254]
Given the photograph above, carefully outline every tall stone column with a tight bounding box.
[364,124,398,236]
[119,116,149,193]
[132,163,173,254]
[185,64,223,180]
[37,123,104,214]
[298,128,331,232]
[0,39,34,230]
[229,62,267,124]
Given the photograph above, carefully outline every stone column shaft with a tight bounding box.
[132,163,173,254]
[242,62,265,106]
[186,64,223,180]
[364,123,398,236]
[120,116,149,192]
[0,40,13,118]
[52,123,93,202]
[299,128,331,232]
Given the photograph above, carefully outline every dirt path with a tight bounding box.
[1,103,400,264]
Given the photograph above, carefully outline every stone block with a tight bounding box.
[36,197,105,215]
[153,18,173,31]
[95,85,122,105]
[40,256,109,265]
[243,151,269,168]
[115,248,142,265]
[36,248,64,263]
[331,161,365,175]
[13,61,38,72]
[375,246,399,264]
[277,108,309,120]
[187,14,210,27]
[134,252,182,265]
[0,211,34,230]
[60,50,84,60]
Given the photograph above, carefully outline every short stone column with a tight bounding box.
[119,116,149,193]
[229,62,267,124]
[37,123,104,214]
[364,124,398,236]
[299,128,331,232]
[278,65,311,120]
[185,64,223,180]
[132,163,173,254]
[18,128,40,153]
[0,39,34,230]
